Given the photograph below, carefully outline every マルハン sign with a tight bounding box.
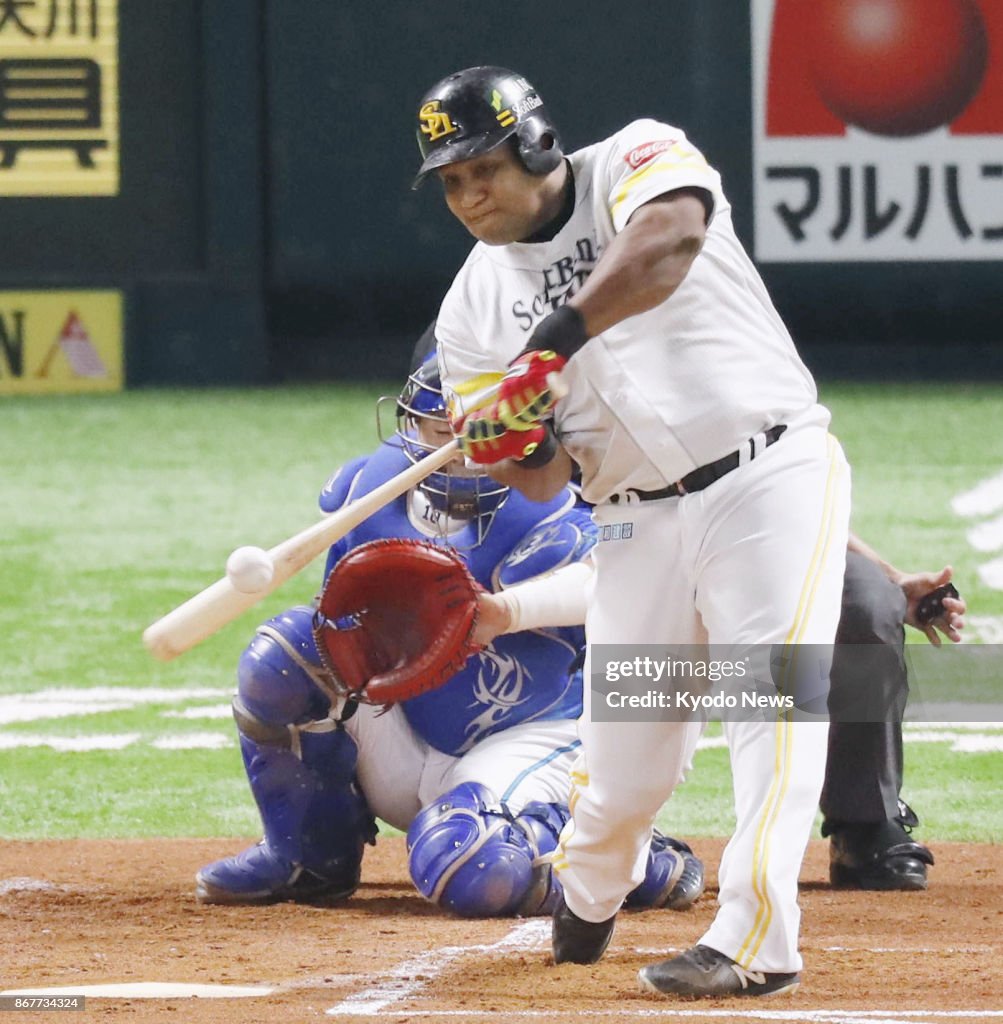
[752,0,1003,262]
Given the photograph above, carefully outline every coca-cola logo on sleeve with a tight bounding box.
[624,140,675,170]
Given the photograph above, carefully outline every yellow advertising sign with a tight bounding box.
[0,290,123,394]
[0,0,118,196]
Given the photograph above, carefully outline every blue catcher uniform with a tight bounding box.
[319,441,587,755]
[196,358,704,917]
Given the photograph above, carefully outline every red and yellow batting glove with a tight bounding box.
[454,409,548,466]
[496,349,568,429]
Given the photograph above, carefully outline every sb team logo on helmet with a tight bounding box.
[419,100,457,143]
[411,66,563,187]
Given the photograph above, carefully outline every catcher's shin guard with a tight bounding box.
[512,801,569,915]
[197,732,376,905]
[196,609,376,905]
[407,782,559,918]
[624,832,705,911]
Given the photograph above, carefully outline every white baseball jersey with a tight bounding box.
[435,117,853,976]
[436,118,828,504]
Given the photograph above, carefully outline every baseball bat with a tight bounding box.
[143,368,569,662]
[142,438,461,661]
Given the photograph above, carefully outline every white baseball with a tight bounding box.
[225,545,274,594]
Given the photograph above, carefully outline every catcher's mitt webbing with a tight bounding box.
[313,538,481,705]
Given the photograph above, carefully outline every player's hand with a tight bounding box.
[898,566,966,646]
[496,349,567,429]
[472,591,513,646]
[455,410,548,465]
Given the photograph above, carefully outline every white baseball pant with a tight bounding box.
[555,421,851,974]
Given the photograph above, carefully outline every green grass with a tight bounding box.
[1,382,1001,842]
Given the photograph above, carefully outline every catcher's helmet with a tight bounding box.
[377,355,509,541]
[413,66,562,188]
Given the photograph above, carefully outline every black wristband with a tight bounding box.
[524,305,589,360]
[517,421,559,469]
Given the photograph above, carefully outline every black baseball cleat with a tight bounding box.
[552,894,616,964]
[825,810,934,891]
[638,944,801,998]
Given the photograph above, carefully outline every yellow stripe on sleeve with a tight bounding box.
[609,150,711,222]
[447,371,506,420]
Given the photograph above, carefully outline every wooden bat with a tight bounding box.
[142,439,460,661]
[143,367,568,662]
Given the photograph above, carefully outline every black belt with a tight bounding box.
[610,425,787,504]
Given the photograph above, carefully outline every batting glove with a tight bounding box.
[496,349,568,429]
[456,412,555,466]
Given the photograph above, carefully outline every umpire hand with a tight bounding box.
[896,565,966,646]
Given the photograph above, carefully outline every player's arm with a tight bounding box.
[567,189,710,339]
[473,558,592,645]
[481,428,574,502]
[847,532,966,646]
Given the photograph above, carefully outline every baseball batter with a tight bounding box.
[195,358,703,919]
[414,66,851,996]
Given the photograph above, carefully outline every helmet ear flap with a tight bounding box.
[515,119,563,176]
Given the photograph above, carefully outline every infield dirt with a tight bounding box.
[2,837,1000,1022]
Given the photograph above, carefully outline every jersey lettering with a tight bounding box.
[510,236,601,332]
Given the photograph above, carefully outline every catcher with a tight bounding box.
[195,356,704,917]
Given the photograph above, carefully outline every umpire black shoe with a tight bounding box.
[552,894,616,964]
[638,944,801,998]
[826,814,934,891]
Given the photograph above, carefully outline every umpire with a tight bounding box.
[823,538,964,889]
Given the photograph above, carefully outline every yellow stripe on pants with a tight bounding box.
[735,435,843,967]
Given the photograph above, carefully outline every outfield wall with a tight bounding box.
[0,1,999,391]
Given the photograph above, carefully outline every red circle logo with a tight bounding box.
[807,0,988,136]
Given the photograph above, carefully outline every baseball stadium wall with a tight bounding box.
[0,1,999,393]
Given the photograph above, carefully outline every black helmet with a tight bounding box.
[413,66,562,188]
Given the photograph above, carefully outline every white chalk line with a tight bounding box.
[330,1013,1003,1022]
[323,920,999,1019]
[633,947,995,956]
[325,917,549,1017]
[1,982,275,999]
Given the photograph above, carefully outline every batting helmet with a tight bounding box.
[413,66,563,188]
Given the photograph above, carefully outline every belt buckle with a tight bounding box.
[674,479,688,496]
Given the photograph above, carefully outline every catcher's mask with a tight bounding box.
[412,65,563,188]
[377,355,509,543]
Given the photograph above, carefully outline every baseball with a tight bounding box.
[225,545,274,594]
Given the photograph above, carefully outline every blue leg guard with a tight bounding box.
[196,607,377,905]
[406,783,569,918]
[511,801,569,915]
[624,832,705,911]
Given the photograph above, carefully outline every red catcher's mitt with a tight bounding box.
[312,538,482,705]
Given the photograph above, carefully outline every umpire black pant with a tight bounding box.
[820,551,909,826]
